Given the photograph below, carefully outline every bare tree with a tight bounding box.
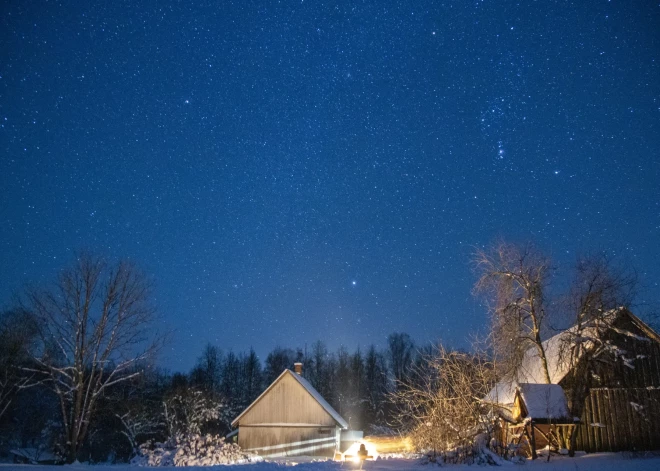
[566,253,636,330]
[474,242,553,384]
[387,332,415,385]
[364,345,389,426]
[112,367,168,457]
[559,254,637,417]
[116,404,164,457]
[0,308,38,419]
[190,343,223,393]
[23,253,161,462]
[163,388,223,437]
[392,344,496,462]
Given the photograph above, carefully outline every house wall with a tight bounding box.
[563,314,660,452]
[237,372,340,456]
[238,425,340,458]
[561,314,660,396]
[575,388,660,452]
[598,315,660,388]
[239,373,336,426]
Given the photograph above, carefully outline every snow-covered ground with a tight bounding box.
[2,452,660,471]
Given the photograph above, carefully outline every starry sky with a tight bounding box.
[1,0,659,371]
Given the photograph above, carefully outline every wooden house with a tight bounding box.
[231,363,348,458]
[486,308,660,454]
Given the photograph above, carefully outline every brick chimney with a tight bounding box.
[294,362,303,375]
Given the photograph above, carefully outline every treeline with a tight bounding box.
[0,305,421,463]
[184,336,407,432]
[2,243,644,464]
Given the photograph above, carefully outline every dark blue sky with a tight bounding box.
[2,0,659,371]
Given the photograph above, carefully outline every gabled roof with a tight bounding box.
[485,383,570,422]
[231,369,348,429]
[516,383,570,420]
[491,308,658,388]
[485,308,660,406]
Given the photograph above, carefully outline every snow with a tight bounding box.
[484,383,570,421]
[340,440,380,462]
[630,402,644,412]
[134,434,259,467]
[488,308,643,389]
[484,381,517,406]
[8,447,60,463]
[518,383,570,420]
[3,453,660,471]
[485,308,656,411]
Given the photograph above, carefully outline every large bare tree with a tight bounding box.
[558,254,637,416]
[474,242,553,384]
[23,253,160,462]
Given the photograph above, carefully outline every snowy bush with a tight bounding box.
[419,443,503,466]
[392,346,497,463]
[134,433,261,467]
[164,390,224,436]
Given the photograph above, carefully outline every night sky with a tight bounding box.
[1,1,659,371]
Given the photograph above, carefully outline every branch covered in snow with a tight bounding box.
[134,433,261,467]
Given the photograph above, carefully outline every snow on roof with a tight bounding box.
[515,321,594,385]
[484,382,570,421]
[485,308,660,416]
[484,328,583,409]
[486,309,625,403]
[517,383,570,419]
[231,369,348,429]
[484,381,517,406]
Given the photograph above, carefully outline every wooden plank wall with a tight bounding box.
[575,388,660,452]
[239,426,339,458]
[240,373,335,426]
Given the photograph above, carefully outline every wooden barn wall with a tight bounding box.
[239,373,335,426]
[597,315,660,388]
[575,388,660,452]
[238,426,339,458]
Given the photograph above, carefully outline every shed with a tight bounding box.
[487,383,570,423]
[231,363,348,458]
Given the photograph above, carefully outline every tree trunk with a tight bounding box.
[529,421,537,459]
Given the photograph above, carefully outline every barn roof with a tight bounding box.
[231,369,349,429]
[484,383,570,421]
[517,383,570,420]
[489,308,658,390]
[485,308,659,409]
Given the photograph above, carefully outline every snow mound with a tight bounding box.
[134,433,262,467]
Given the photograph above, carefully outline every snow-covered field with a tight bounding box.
[2,453,660,471]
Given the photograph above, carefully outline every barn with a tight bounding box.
[231,363,349,458]
[486,308,660,455]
